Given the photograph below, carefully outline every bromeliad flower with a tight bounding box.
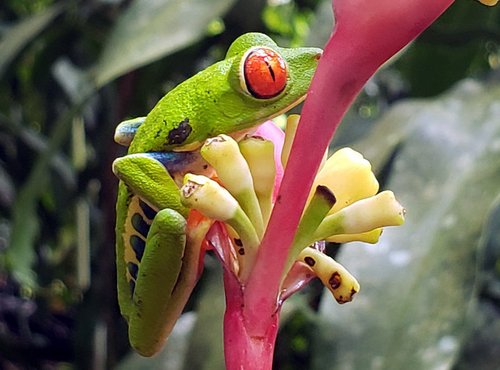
[113,0,497,367]
[179,2,497,368]
[178,117,405,368]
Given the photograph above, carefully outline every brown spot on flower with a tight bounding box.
[329,271,342,289]
[316,185,336,206]
[181,180,198,197]
[337,296,349,304]
[238,248,245,255]
[304,256,316,267]
[234,238,243,247]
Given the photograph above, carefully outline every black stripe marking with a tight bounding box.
[139,199,156,220]
[132,213,150,238]
[130,235,145,261]
[127,262,139,281]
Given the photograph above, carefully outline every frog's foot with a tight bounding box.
[114,151,213,187]
[114,117,146,147]
[112,152,191,214]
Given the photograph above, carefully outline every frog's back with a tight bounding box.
[128,61,234,154]
[126,32,322,154]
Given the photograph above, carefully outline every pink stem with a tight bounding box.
[223,268,279,370]
[210,222,278,369]
[244,0,455,335]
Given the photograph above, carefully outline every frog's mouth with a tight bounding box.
[267,93,307,121]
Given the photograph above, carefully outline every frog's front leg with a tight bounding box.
[113,153,204,356]
[113,152,191,214]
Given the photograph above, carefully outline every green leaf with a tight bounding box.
[91,0,236,88]
[6,103,88,288]
[312,80,500,370]
[0,4,63,79]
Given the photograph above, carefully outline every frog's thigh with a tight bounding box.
[129,208,186,357]
[113,153,185,214]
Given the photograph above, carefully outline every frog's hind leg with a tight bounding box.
[127,207,187,357]
[113,153,205,357]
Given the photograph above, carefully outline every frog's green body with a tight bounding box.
[113,33,321,356]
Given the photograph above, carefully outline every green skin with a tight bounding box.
[113,32,321,357]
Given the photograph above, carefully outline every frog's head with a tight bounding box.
[129,33,322,153]
[220,33,322,127]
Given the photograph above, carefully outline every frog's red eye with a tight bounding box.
[241,47,287,99]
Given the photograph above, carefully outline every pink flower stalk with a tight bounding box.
[211,120,397,370]
[182,1,498,368]
[244,0,456,339]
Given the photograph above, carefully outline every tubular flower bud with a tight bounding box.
[239,136,276,226]
[288,186,336,271]
[312,147,379,214]
[314,191,405,242]
[201,135,264,237]
[181,174,260,281]
[201,135,253,195]
[181,174,238,221]
[298,247,360,304]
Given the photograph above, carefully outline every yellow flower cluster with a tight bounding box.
[180,115,405,303]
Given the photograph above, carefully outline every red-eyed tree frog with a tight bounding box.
[112,32,321,356]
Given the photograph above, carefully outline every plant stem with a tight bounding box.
[223,269,279,370]
[243,0,455,337]
[221,1,456,367]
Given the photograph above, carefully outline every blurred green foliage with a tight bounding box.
[0,0,499,369]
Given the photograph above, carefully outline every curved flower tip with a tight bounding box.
[312,190,405,243]
[299,247,360,304]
